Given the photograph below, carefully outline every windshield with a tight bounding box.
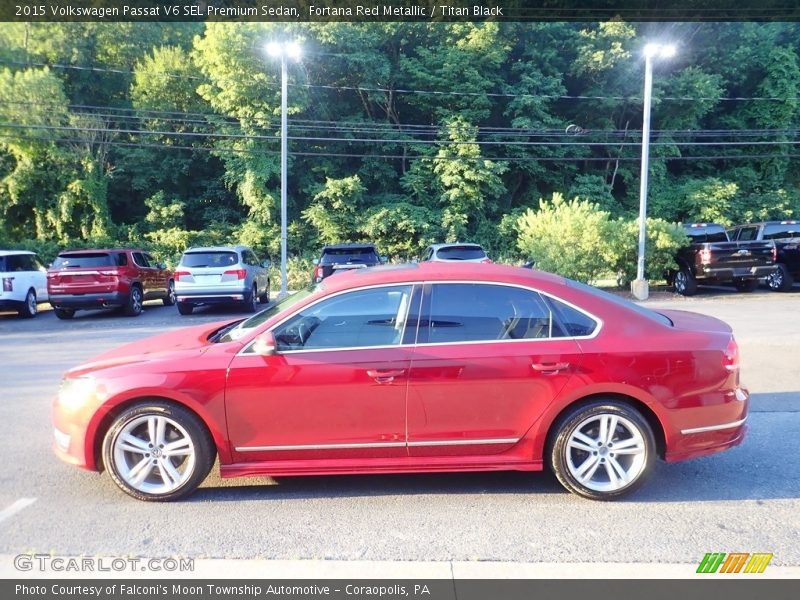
[218,286,319,343]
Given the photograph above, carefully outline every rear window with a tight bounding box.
[0,256,5,271]
[763,224,800,240]
[320,248,378,265]
[683,225,729,243]
[181,251,238,268]
[52,253,117,268]
[566,280,673,327]
[436,245,487,260]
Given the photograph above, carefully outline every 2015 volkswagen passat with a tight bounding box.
[52,263,748,501]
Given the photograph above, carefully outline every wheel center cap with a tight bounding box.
[598,446,609,457]
[152,448,163,458]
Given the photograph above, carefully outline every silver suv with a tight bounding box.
[174,246,270,315]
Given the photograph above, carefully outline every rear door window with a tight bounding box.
[736,227,759,241]
[684,225,729,243]
[181,252,238,268]
[52,253,115,268]
[423,283,558,343]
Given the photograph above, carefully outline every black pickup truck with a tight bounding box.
[729,221,800,292]
[670,223,776,296]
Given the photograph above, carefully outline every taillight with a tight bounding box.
[771,244,777,262]
[700,247,711,265]
[2,277,12,292]
[313,266,322,281]
[223,269,247,280]
[723,337,739,373]
[480,258,493,264]
[98,269,119,277]
[174,270,190,282]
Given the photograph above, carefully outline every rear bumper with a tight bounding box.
[665,387,749,463]
[49,292,126,309]
[697,265,775,281]
[176,293,247,306]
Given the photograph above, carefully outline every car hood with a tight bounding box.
[66,320,237,377]
[656,309,733,334]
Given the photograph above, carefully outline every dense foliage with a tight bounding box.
[1,22,799,282]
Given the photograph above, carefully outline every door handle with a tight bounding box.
[366,368,406,384]
[531,362,570,373]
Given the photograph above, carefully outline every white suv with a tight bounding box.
[421,243,492,263]
[0,250,49,318]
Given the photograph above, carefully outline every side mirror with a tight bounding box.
[157,262,167,270]
[260,259,271,269]
[252,331,277,356]
[312,258,320,266]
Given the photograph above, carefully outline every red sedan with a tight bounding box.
[52,263,748,501]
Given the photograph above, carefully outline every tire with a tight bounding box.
[162,280,176,306]
[177,302,194,316]
[549,401,656,501]
[258,280,270,304]
[123,285,143,316]
[244,284,258,313]
[734,279,758,292]
[18,289,37,318]
[102,401,216,502]
[53,307,75,320]
[766,264,794,292]
[673,267,697,296]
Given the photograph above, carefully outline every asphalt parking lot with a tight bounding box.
[0,287,798,568]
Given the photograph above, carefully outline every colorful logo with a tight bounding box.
[697,552,773,574]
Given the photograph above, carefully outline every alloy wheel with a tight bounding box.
[564,414,647,493]
[112,414,196,495]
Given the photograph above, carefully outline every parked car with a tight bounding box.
[669,223,776,295]
[312,243,382,283]
[422,243,492,263]
[173,245,270,315]
[0,250,48,318]
[53,262,748,502]
[47,249,174,319]
[729,221,800,292]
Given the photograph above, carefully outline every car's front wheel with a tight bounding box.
[734,278,758,292]
[162,280,176,306]
[177,302,193,315]
[102,402,215,502]
[549,401,656,500]
[53,307,75,320]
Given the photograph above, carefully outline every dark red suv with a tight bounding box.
[47,249,175,319]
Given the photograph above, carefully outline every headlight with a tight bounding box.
[57,377,97,410]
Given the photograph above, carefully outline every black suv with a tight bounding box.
[312,243,382,283]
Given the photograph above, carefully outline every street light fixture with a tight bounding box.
[264,40,302,299]
[632,42,676,301]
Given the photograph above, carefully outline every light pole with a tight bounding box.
[265,40,301,298]
[632,42,676,301]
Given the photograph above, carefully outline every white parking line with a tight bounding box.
[0,498,37,524]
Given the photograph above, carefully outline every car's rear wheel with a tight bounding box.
[177,302,193,315]
[766,264,794,292]
[244,284,258,313]
[53,307,75,320]
[259,280,270,304]
[673,268,697,296]
[18,289,37,318]
[124,286,143,316]
[549,401,655,500]
[162,280,176,306]
[102,402,215,502]
[734,278,758,292]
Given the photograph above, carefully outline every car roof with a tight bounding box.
[183,246,249,253]
[318,261,565,295]
[0,250,36,257]
[57,248,143,255]
[321,243,377,251]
